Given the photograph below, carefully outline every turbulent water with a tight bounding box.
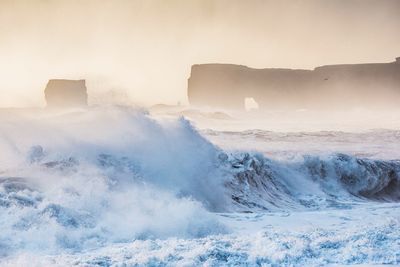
[0,107,399,266]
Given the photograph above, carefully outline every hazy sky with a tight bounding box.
[0,0,399,107]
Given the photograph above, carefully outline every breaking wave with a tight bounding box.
[224,152,400,212]
[0,107,399,258]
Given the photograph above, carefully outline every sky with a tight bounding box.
[0,0,399,107]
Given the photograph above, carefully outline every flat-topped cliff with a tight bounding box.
[45,79,88,108]
[188,58,400,110]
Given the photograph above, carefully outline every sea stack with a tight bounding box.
[44,79,88,108]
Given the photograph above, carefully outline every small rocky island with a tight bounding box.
[45,79,88,108]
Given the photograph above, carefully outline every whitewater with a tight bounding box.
[0,107,399,266]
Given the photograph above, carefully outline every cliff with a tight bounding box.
[188,58,400,110]
[45,79,88,108]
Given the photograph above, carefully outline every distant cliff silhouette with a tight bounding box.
[45,79,88,108]
[188,57,400,110]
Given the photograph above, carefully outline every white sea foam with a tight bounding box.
[0,106,399,266]
[0,107,229,256]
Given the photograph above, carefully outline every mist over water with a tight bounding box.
[1,0,400,107]
[1,0,400,265]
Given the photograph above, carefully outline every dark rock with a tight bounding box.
[188,58,400,110]
[45,79,88,108]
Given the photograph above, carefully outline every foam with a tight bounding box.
[1,106,399,264]
[0,107,228,255]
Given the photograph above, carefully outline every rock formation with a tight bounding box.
[45,79,88,108]
[188,58,400,110]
